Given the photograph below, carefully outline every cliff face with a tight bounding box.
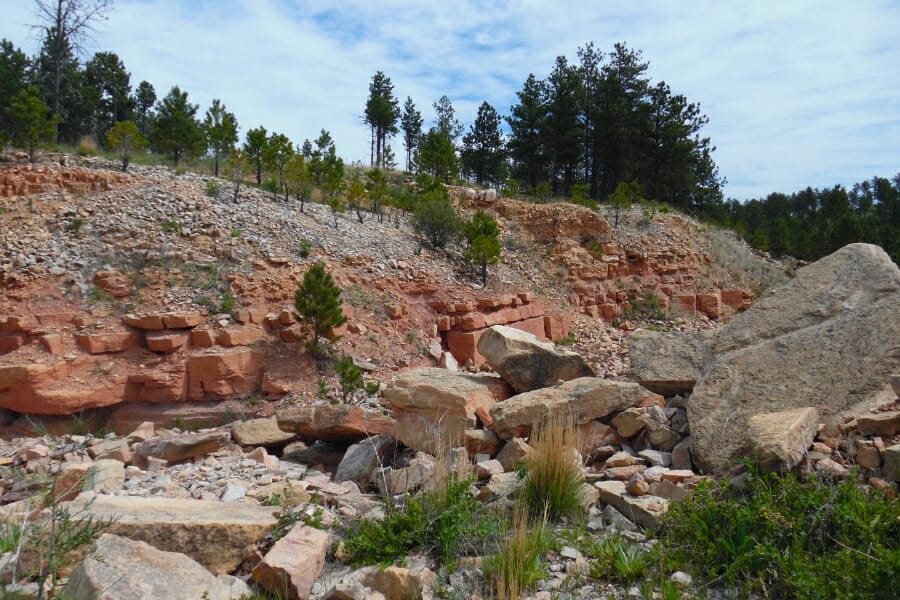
[0,155,776,430]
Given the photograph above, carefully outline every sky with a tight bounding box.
[2,0,899,199]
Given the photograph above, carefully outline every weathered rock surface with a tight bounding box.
[64,493,278,574]
[64,533,250,600]
[384,368,511,453]
[477,325,594,392]
[232,416,296,447]
[133,429,231,466]
[628,329,711,395]
[661,244,900,473]
[334,435,396,483]
[594,480,669,528]
[277,405,394,443]
[747,407,819,471]
[252,524,330,600]
[490,377,660,439]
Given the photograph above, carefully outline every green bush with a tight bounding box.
[412,190,461,249]
[334,353,362,403]
[342,477,504,565]
[658,463,900,599]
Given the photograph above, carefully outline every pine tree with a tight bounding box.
[132,80,156,137]
[363,71,399,168]
[415,128,458,183]
[203,99,239,177]
[506,74,548,189]
[294,262,347,351]
[463,211,501,286]
[0,39,29,143]
[84,51,132,144]
[106,120,147,171]
[461,101,507,187]
[433,95,463,144]
[284,154,312,212]
[7,87,58,163]
[400,96,422,172]
[152,86,204,167]
[264,132,294,200]
[243,126,268,185]
[544,55,582,195]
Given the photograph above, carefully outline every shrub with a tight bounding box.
[412,190,461,249]
[294,262,346,351]
[206,179,220,198]
[334,353,362,403]
[76,135,98,156]
[298,238,311,258]
[342,476,504,565]
[658,463,900,599]
[520,411,585,522]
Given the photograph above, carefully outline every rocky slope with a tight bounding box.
[0,153,782,433]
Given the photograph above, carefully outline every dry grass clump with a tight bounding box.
[484,505,551,600]
[521,410,585,522]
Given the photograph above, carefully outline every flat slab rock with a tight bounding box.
[595,480,669,529]
[65,533,249,600]
[64,492,278,574]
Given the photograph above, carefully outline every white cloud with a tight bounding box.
[2,0,898,198]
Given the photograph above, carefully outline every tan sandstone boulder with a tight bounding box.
[476,325,594,392]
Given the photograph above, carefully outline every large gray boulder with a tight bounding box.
[65,534,250,600]
[476,325,594,392]
[628,329,712,396]
[688,244,900,472]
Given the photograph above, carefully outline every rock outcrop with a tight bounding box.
[631,244,900,473]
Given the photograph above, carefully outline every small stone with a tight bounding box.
[670,571,693,588]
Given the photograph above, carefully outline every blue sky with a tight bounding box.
[2,0,898,199]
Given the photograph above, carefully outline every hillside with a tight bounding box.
[0,153,787,431]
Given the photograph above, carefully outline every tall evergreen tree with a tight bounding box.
[264,132,294,200]
[506,74,548,189]
[400,96,423,172]
[242,126,268,184]
[32,30,84,143]
[84,51,132,144]
[0,40,29,142]
[577,42,604,198]
[415,128,458,183]
[363,71,399,168]
[203,99,238,177]
[596,43,650,197]
[152,85,204,166]
[463,211,502,286]
[461,101,507,187]
[132,80,156,137]
[433,95,463,144]
[544,55,582,195]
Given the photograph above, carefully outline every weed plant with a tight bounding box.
[658,462,900,599]
[483,506,551,600]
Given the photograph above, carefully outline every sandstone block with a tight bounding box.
[277,405,394,443]
[75,331,140,354]
[232,417,295,447]
[477,325,593,393]
[145,330,190,353]
[65,534,250,600]
[252,524,330,600]
[747,407,819,471]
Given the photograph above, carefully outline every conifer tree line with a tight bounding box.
[1,4,897,267]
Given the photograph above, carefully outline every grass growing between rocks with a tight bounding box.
[341,475,507,566]
[657,462,900,599]
[483,507,552,600]
[520,411,585,523]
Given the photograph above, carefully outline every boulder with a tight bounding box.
[594,480,668,529]
[82,458,125,493]
[384,368,511,453]
[64,493,278,574]
[64,534,249,600]
[857,411,900,436]
[627,329,711,396]
[490,378,658,439]
[145,330,190,353]
[334,435,396,483]
[277,405,394,443]
[884,444,900,482]
[133,430,231,466]
[476,325,593,392]
[746,407,819,471]
[252,524,330,600]
[75,331,141,354]
[687,244,900,473]
[232,417,296,448]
